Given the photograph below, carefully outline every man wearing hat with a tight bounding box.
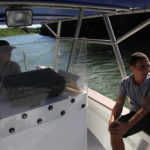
[0,40,21,81]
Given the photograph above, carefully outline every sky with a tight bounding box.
[0,24,41,28]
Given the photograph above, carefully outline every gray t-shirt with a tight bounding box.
[0,60,21,81]
[119,73,150,112]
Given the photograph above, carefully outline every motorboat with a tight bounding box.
[0,1,150,150]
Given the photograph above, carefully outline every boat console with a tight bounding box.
[0,69,87,150]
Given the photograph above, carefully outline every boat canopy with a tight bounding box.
[0,0,150,25]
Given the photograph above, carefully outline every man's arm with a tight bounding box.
[109,94,125,129]
[127,95,150,129]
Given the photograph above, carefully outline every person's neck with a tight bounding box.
[0,61,8,66]
[133,76,145,86]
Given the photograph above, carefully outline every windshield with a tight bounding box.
[0,34,88,120]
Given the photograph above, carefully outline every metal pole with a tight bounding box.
[23,51,28,71]
[116,18,150,44]
[59,37,112,45]
[44,24,58,38]
[67,8,84,72]
[103,15,127,79]
[54,21,61,71]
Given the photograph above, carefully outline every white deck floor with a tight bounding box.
[88,129,105,150]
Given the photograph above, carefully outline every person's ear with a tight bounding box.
[7,53,11,60]
[130,66,134,71]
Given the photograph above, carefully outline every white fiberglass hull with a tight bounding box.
[0,91,87,150]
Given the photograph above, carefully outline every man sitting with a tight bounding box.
[109,52,150,150]
[0,40,21,82]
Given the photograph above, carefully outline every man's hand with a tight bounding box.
[109,121,130,137]
[108,94,126,137]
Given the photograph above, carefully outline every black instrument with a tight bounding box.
[3,68,65,100]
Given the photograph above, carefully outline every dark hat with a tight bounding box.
[0,40,15,53]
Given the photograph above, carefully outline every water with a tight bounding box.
[1,34,149,107]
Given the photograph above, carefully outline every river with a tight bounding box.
[1,34,150,107]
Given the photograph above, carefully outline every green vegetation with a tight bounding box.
[0,27,40,37]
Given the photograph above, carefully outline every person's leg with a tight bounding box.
[110,112,135,150]
[110,112,150,150]
[142,113,150,135]
[111,135,125,150]
[121,112,150,137]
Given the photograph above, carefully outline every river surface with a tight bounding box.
[1,34,150,107]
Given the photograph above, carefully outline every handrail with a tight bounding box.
[103,15,127,79]
[67,8,84,72]
[59,37,112,45]
[116,18,150,44]
[54,21,61,71]
[88,88,129,114]
[23,51,28,71]
[44,24,58,38]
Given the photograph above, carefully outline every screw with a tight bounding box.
[61,111,65,116]
[9,128,15,134]
[48,105,53,111]
[71,98,75,103]
[37,118,42,124]
[22,113,27,119]
[81,104,86,108]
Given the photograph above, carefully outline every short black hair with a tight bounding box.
[129,52,149,67]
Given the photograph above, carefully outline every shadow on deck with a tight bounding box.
[88,129,105,150]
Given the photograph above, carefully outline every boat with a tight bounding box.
[0,0,150,150]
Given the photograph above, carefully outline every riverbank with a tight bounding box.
[0,27,40,37]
